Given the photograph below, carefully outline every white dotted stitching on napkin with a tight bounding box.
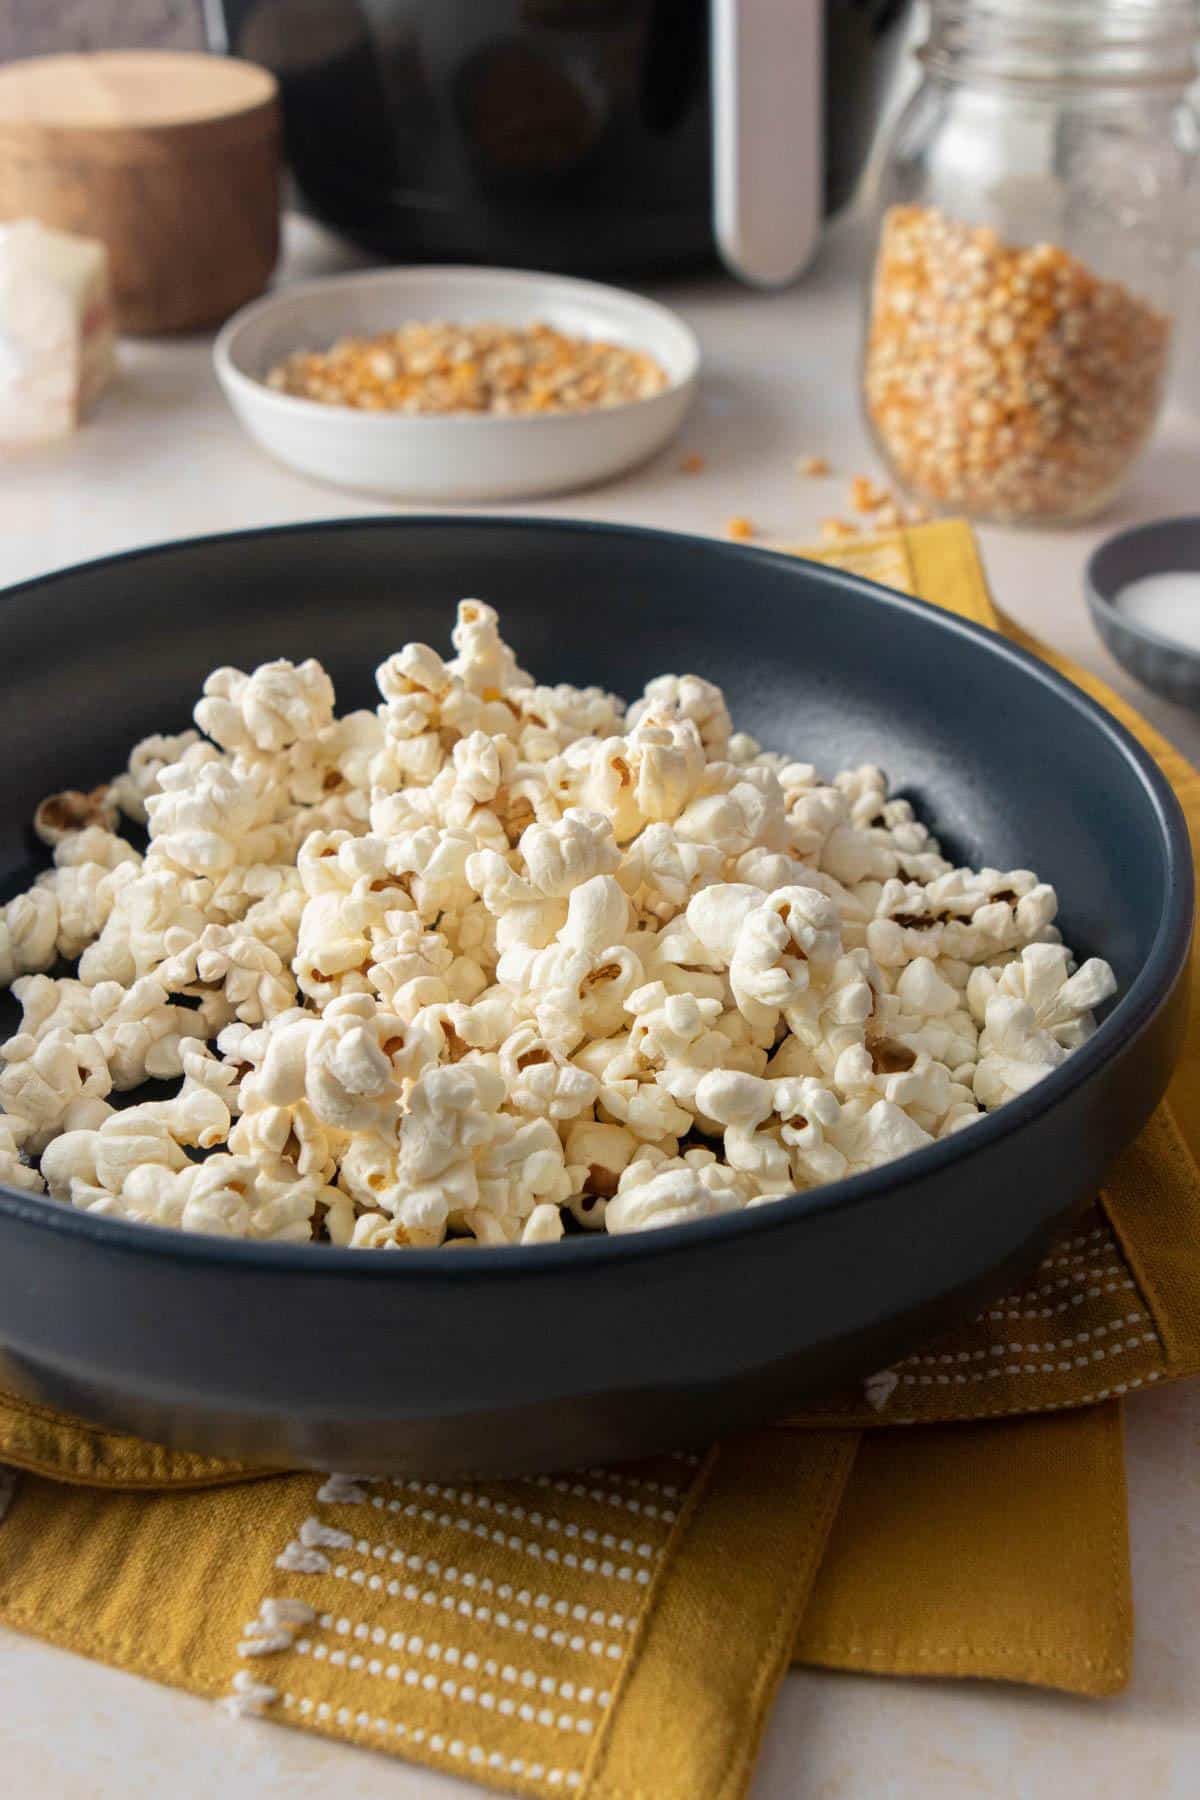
[379,1483,664,1559]
[898,1311,1148,1369]
[327,1551,634,1633]
[357,1506,658,1583]
[580,1469,683,1499]
[314,1580,628,1660]
[286,1635,603,1732]
[277,1694,585,1785]
[899,1330,1156,1388]
[525,1474,677,1519]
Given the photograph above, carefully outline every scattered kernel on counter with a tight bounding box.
[680,453,706,474]
[820,517,861,544]
[864,204,1169,523]
[848,475,890,513]
[726,516,756,541]
[795,454,831,477]
[265,320,669,415]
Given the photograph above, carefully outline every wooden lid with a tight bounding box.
[0,52,278,155]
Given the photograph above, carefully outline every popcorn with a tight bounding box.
[90,974,215,1088]
[576,717,706,841]
[606,1157,745,1233]
[497,1025,598,1119]
[109,730,203,824]
[250,995,435,1135]
[146,757,276,877]
[0,1115,44,1194]
[727,886,842,1029]
[450,599,532,700]
[0,601,1116,1247]
[972,995,1069,1108]
[563,1117,637,1203]
[522,1202,565,1244]
[618,823,723,921]
[349,1210,438,1250]
[519,810,621,899]
[830,1098,935,1172]
[160,923,295,1026]
[497,938,644,1051]
[558,874,630,955]
[513,682,624,760]
[43,855,141,961]
[0,887,62,985]
[194,659,336,754]
[33,786,119,847]
[627,673,733,754]
[674,774,788,859]
[0,1028,111,1153]
[229,1097,341,1184]
[474,1115,573,1219]
[967,943,1117,1051]
[335,1063,515,1239]
[78,869,212,987]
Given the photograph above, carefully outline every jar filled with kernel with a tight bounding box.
[862,0,1198,525]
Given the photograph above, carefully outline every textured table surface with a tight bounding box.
[1,211,1199,1799]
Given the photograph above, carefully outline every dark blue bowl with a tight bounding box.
[0,518,1191,1474]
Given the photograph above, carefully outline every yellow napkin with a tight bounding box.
[0,519,1197,1799]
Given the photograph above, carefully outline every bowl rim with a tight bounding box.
[213,264,701,432]
[1086,514,1200,668]
[0,514,1191,1276]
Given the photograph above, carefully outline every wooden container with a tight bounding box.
[0,51,280,334]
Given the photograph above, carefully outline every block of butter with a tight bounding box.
[0,219,116,447]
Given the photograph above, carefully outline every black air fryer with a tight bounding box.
[208,0,910,286]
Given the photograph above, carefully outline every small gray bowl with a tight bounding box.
[1087,516,1200,709]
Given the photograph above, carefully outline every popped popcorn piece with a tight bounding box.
[0,1028,111,1153]
[628,815,724,902]
[606,1158,744,1232]
[522,1202,565,1243]
[973,994,1069,1109]
[967,943,1117,1050]
[575,718,707,842]
[498,1025,598,1119]
[250,995,435,1135]
[0,1115,44,1194]
[109,730,202,824]
[33,786,118,846]
[727,886,842,1029]
[563,1118,637,1205]
[195,659,336,754]
[830,1098,935,1173]
[0,886,60,985]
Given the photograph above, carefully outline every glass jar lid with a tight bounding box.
[922,0,1199,91]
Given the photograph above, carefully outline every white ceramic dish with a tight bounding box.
[213,265,699,502]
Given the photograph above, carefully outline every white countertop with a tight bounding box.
[2,213,1200,1799]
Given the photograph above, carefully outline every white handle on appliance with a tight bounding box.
[711,0,824,287]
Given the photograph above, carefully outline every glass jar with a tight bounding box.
[862,0,1199,525]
